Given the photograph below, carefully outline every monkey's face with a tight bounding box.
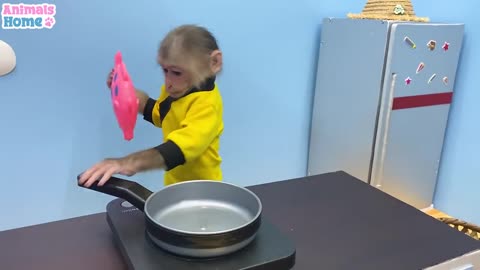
[161,64,192,98]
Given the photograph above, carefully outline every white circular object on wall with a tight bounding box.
[0,40,16,76]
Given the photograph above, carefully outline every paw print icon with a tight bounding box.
[44,17,56,29]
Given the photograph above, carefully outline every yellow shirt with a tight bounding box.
[143,77,223,186]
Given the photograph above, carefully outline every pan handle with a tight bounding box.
[77,174,153,212]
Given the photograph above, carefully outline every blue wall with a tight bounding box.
[0,0,478,231]
[431,2,479,223]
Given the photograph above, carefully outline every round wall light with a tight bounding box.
[0,40,16,76]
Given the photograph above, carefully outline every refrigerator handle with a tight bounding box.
[371,73,396,188]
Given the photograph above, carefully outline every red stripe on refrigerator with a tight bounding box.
[392,92,453,110]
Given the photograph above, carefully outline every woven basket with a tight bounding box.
[438,217,480,240]
[347,0,429,22]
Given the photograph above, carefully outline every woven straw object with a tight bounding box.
[347,0,429,22]
[438,217,480,241]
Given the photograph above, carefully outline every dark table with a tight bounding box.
[1,171,479,269]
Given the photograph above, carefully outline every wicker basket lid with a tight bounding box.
[347,0,429,22]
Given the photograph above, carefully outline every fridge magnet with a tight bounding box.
[443,76,449,85]
[428,74,437,84]
[427,40,436,51]
[442,42,450,51]
[404,36,416,49]
[416,62,425,74]
[393,4,405,15]
[405,76,412,85]
[347,0,429,22]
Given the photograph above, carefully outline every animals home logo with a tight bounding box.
[1,3,56,29]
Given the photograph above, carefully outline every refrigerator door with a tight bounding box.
[370,22,464,209]
[307,18,391,182]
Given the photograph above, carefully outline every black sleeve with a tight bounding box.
[154,140,186,170]
[142,97,157,124]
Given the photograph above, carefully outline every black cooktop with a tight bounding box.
[106,198,296,270]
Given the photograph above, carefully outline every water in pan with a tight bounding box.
[153,200,254,233]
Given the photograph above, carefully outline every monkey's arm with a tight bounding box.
[141,85,169,128]
[135,89,150,114]
[121,148,166,172]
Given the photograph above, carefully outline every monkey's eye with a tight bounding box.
[162,68,182,77]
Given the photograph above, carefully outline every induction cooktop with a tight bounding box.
[105,198,296,270]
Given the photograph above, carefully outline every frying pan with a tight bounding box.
[77,175,262,258]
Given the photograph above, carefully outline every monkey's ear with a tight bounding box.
[210,50,223,74]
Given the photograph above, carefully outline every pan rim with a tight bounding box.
[143,180,263,235]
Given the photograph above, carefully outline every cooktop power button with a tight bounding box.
[121,201,133,208]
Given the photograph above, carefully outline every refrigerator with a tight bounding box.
[307,18,464,209]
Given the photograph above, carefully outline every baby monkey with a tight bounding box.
[79,24,224,187]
